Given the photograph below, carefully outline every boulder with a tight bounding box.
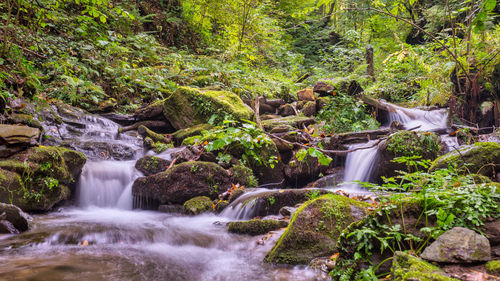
[161,87,254,130]
[172,124,213,146]
[0,124,40,146]
[421,227,491,263]
[0,203,32,233]
[430,142,500,179]
[313,81,334,97]
[227,219,288,236]
[183,196,213,215]
[0,146,86,212]
[279,104,295,117]
[316,97,330,112]
[229,165,258,188]
[132,161,231,205]
[391,252,459,281]
[301,101,316,117]
[135,155,170,176]
[284,155,325,188]
[264,194,369,265]
[297,88,315,101]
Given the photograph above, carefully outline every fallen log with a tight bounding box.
[134,101,164,120]
[138,125,171,144]
[333,128,392,144]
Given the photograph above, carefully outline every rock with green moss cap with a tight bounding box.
[0,146,86,212]
[132,161,231,205]
[264,194,369,265]
[261,116,315,132]
[391,251,459,281]
[161,87,254,130]
[228,219,288,236]
[172,124,213,146]
[183,196,213,215]
[421,227,491,263]
[430,142,500,179]
[135,155,170,176]
[229,165,258,188]
[375,131,441,180]
[486,260,500,276]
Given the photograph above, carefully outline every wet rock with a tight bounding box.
[132,161,231,205]
[279,206,297,217]
[486,260,500,276]
[0,203,32,233]
[161,87,254,130]
[0,124,39,146]
[265,194,369,265]
[313,81,334,97]
[301,101,316,117]
[183,196,213,215]
[172,124,213,146]
[227,187,246,203]
[297,88,315,101]
[0,146,86,212]
[391,251,458,281]
[430,142,500,179]
[375,131,441,181]
[279,104,295,117]
[421,227,491,263]
[214,200,229,213]
[61,140,137,161]
[135,156,170,176]
[229,165,258,188]
[228,219,288,236]
[306,169,344,188]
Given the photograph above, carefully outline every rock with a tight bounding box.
[214,200,229,213]
[61,139,137,161]
[483,218,500,246]
[279,206,297,217]
[229,165,258,188]
[8,113,44,131]
[137,125,171,144]
[262,116,315,132]
[134,100,165,121]
[135,155,170,176]
[183,196,213,215]
[265,194,369,265]
[158,204,184,213]
[430,142,500,179]
[284,155,325,188]
[259,103,276,114]
[170,146,197,163]
[172,124,213,146]
[227,219,288,236]
[316,97,329,112]
[297,88,315,101]
[301,101,316,117]
[486,260,500,276]
[391,251,459,281]
[161,87,254,130]
[375,131,441,181]
[0,203,32,233]
[0,124,40,146]
[132,161,231,205]
[306,169,344,188]
[421,227,491,263]
[313,81,334,97]
[279,104,296,117]
[0,146,86,212]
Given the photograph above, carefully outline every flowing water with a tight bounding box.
[0,113,327,281]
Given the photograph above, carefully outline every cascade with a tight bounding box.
[220,189,272,220]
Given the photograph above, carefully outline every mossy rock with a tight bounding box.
[172,124,213,146]
[391,251,459,281]
[486,260,500,276]
[430,142,500,178]
[183,196,213,215]
[229,165,258,188]
[161,87,254,130]
[8,113,43,131]
[264,194,369,265]
[135,155,169,176]
[0,146,86,212]
[190,75,214,87]
[132,161,231,205]
[228,219,288,236]
[261,116,315,132]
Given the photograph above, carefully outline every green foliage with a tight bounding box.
[317,94,379,134]
[296,147,332,166]
[306,189,322,201]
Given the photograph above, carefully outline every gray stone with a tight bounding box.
[0,203,32,233]
[421,227,491,263]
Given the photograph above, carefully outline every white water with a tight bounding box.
[338,141,379,191]
[220,189,272,220]
[387,105,448,131]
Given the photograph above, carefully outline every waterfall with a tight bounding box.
[220,189,272,220]
[387,106,448,131]
[77,160,141,209]
[339,141,379,191]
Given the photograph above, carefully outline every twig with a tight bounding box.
[0,38,47,59]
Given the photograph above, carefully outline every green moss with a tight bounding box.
[430,142,500,178]
[183,196,213,215]
[229,164,258,188]
[264,194,369,265]
[486,260,500,276]
[172,123,213,146]
[261,116,315,131]
[391,252,459,281]
[386,131,441,158]
[228,219,288,235]
[162,86,254,129]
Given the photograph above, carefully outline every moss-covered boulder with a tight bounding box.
[264,194,369,265]
[132,161,231,205]
[430,142,500,179]
[391,252,459,281]
[229,165,258,188]
[172,124,213,146]
[228,219,288,236]
[486,260,500,276]
[135,155,170,176]
[161,87,254,130]
[0,146,86,212]
[261,116,315,132]
[183,196,213,215]
[375,131,441,180]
